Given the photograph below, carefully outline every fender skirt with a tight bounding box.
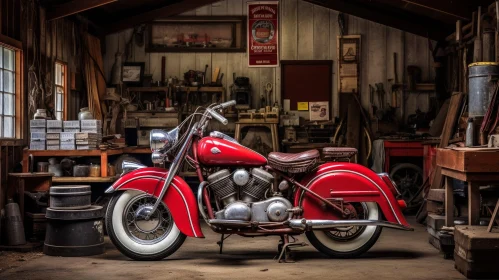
[295,163,411,228]
[108,167,204,238]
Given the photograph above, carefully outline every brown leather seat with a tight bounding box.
[268,149,320,173]
[323,147,358,161]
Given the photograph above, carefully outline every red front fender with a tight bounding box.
[294,163,411,228]
[109,167,204,238]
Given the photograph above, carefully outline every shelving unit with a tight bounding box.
[22,148,123,179]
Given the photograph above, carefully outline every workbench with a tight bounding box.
[383,140,424,172]
[436,147,499,226]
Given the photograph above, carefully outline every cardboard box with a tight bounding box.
[30,119,46,128]
[63,120,80,129]
[47,120,63,128]
[30,141,46,150]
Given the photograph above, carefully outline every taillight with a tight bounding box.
[378,173,401,197]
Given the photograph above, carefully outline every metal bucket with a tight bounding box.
[49,185,91,210]
[5,200,26,246]
[44,206,105,257]
[468,62,499,117]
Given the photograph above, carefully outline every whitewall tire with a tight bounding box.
[305,202,382,258]
[106,190,186,261]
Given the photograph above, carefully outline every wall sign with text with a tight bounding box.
[247,1,279,67]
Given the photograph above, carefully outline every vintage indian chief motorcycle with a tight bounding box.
[105,100,412,261]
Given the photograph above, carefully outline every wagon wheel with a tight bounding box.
[390,163,423,207]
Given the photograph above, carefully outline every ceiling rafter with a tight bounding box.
[47,0,118,21]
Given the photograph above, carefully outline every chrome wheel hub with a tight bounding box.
[123,195,173,245]
[325,203,368,241]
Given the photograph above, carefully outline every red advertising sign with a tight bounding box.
[247,1,279,67]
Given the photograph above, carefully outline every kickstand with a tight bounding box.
[275,235,308,263]
[217,234,232,254]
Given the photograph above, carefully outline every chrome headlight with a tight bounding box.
[150,127,179,152]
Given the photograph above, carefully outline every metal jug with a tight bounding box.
[5,199,26,246]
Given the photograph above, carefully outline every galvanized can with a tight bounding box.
[468,62,499,117]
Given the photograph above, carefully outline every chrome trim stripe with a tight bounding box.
[300,170,402,224]
[114,175,198,237]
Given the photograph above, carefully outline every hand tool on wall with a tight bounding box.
[212,67,220,83]
[265,83,273,106]
[391,52,399,107]
[203,64,209,85]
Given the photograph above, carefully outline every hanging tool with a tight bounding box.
[265,83,273,106]
[391,52,402,108]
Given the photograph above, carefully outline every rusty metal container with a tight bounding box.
[468,62,499,117]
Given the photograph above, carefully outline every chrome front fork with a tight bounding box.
[146,126,197,219]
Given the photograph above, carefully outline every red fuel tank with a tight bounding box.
[197,137,267,167]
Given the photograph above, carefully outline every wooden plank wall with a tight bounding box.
[103,0,434,121]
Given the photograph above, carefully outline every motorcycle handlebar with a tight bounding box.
[215,100,236,110]
[206,108,228,125]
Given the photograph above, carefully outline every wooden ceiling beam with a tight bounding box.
[47,0,118,21]
[304,0,451,40]
[103,0,221,35]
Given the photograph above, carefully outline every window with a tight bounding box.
[54,61,67,120]
[0,46,17,138]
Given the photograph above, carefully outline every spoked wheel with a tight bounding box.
[106,191,186,261]
[306,202,382,258]
[390,163,423,207]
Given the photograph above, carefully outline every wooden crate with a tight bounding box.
[454,225,499,279]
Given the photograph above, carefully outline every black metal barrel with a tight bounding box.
[468,62,499,117]
[44,206,105,257]
[49,185,91,209]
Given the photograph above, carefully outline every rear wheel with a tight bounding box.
[305,202,382,258]
[105,191,186,261]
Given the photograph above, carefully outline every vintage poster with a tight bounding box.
[248,1,279,67]
[309,101,330,121]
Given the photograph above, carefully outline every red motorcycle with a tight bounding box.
[105,100,412,261]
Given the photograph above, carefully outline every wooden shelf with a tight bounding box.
[128,87,169,92]
[123,147,151,154]
[24,149,123,157]
[179,86,224,92]
[52,176,118,183]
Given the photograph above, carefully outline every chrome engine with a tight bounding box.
[207,168,292,223]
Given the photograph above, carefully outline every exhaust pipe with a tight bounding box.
[289,219,413,231]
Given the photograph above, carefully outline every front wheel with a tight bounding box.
[105,190,186,261]
[305,202,382,258]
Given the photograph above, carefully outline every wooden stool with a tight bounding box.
[7,173,52,221]
[235,121,279,152]
[488,199,499,232]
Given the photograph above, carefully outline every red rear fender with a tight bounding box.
[295,163,410,228]
[108,167,204,238]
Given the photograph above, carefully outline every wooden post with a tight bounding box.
[468,182,481,225]
[474,6,483,62]
[100,150,108,177]
[445,176,454,226]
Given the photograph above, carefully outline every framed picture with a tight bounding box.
[309,101,329,121]
[122,62,145,86]
[146,16,246,53]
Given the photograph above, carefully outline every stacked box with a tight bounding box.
[30,132,46,150]
[47,120,63,133]
[30,119,46,133]
[454,226,499,279]
[60,132,76,150]
[46,133,60,150]
[75,132,99,150]
[63,121,80,132]
[80,120,102,141]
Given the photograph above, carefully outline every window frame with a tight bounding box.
[54,60,68,121]
[0,34,23,140]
